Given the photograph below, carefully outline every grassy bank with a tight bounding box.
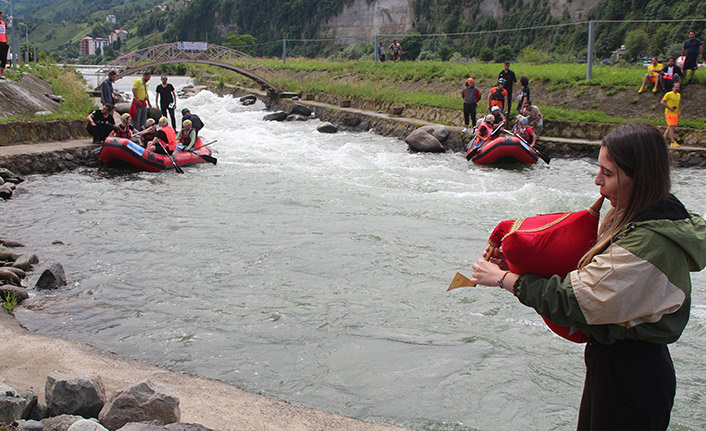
[0,64,95,123]
[258,59,706,130]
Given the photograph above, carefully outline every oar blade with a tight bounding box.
[447,272,475,291]
[201,154,218,165]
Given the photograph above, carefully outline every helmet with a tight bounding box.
[181,108,190,115]
[182,119,192,127]
[518,116,529,125]
[491,106,500,112]
[498,78,506,85]
[145,118,156,126]
[120,113,131,121]
[158,116,168,126]
[466,77,475,86]
[484,114,495,123]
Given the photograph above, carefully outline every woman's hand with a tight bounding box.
[471,258,518,293]
[483,245,509,270]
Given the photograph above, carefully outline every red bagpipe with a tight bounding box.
[449,197,604,342]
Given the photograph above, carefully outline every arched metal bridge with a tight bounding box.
[96,42,279,93]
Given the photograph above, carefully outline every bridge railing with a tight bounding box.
[96,42,271,76]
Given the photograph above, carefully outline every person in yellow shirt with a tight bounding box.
[660,82,681,146]
[638,57,663,93]
[131,72,152,129]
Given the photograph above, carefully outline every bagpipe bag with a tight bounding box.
[487,197,604,342]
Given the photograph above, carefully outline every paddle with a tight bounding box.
[184,149,217,165]
[503,129,551,164]
[183,139,218,164]
[447,246,497,290]
[158,142,184,174]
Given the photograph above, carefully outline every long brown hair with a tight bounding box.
[578,123,671,268]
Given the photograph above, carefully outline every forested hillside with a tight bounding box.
[16,0,706,62]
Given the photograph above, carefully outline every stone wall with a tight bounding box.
[0,120,90,147]
[0,146,102,175]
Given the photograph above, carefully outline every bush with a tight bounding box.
[417,50,439,61]
[494,45,515,63]
[517,47,555,65]
[479,47,494,62]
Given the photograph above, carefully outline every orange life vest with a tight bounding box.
[0,20,7,43]
[114,124,132,139]
[489,87,506,109]
[158,125,177,152]
[477,122,493,142]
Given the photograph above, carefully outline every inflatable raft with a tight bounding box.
[468,136,538,165]
[98,136,214,172]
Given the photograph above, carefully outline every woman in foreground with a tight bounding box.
[471,123,706,430]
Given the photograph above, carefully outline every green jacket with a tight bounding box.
[514,196,706,345]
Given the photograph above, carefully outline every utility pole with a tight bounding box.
[587,20,595,81]
[18,21,27,64]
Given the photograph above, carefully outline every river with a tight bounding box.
[4,88,706,431]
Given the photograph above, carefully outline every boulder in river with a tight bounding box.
[1,284,29,302]
[263,112,287,121]
[317,123,338,134]
[35,261,67,290]
[405,127,446,153]
[288,104,313,117]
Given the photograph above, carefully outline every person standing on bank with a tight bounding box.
[461,77,482,134]
[132,71,152,130]
[470,122,706,431]
[498,61,517,115]
[681,30,703,84]
[376,41,386,62]
[661,82,682,147]
[0,10,9,81]
[516,76,530,115]
[155,74,177,127]
[100,70,117,107]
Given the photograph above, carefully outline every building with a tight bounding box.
[106,14,116,24]
[79,36,111,56]
[109,29,128,45]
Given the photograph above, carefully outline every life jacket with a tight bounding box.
[477,121,493,142]
[157,125,177,152]
[114,124,132,139]
[142,128,156,143]
[179,128,192,146]
[0,20,7,43]
[489,87,506,109]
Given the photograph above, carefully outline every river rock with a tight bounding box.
[0,383,29,425]
[0,246,15,261]
[12,253,39,271]
[288,104,313,117]
[0,176,4,185]
[27,402,49,421]
[417,125,450,143]
[35,261,67,290]
[1,239,26,247]
[20,390,37,420]
[285,114,308,122]
[17,419,43,431]
[0,168,22,183]
[1,284,29,302]
[3,266,27,279]
[405,128,445,153]
[0,183,14,200]
[114,103,131,115]
[99,380,180,431]
[42,414,84,431]
[263,111,287,121]
[317,123,338,134]
[0,269,22,285]
[45,372,106,418]
[68,418,109,431]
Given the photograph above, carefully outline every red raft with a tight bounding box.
[98,136,213,172]
[470,136,538,165]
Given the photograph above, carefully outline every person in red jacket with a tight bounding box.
[146,117,177,155]
[0,10,9,81]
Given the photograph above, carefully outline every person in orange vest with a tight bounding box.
[487,78,508,114]
[0,10,9,81]
[146,116,177,155]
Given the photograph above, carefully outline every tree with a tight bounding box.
[494,45,514,63]
[625,29,649,61]
[223,32,257,55]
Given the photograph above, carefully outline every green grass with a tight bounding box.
[0,63,95,123]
